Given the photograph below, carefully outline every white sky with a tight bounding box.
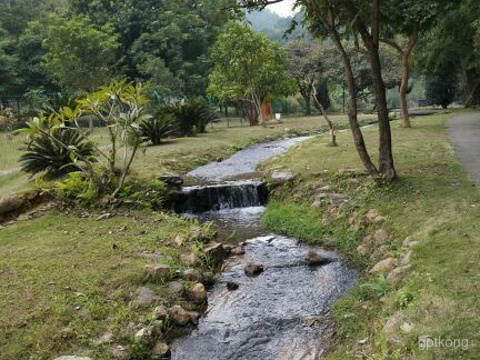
[266,0,297,17]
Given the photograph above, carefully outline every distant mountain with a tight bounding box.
[245,9,309,43]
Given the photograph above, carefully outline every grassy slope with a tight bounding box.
[0,210,215,360]
[261,111,480,359]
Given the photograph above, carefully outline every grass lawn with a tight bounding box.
[0,209,217,360]
[0,114,375,199]
[261,110,480,359]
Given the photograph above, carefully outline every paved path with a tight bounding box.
[447,113,480,187]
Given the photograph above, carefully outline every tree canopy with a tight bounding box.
[208,22,295,124]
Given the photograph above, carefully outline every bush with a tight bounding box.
[167,99,218,136]
[140,109,176,145]
[19,128,95,177]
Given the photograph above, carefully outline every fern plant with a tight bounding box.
[140,110,176,145]
[168,99,218,136]
[19,128,95,177]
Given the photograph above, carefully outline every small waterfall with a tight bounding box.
[170,180,268,213]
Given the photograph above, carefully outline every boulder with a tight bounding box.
[366,209,380,223]
[401,250,413,266]
[96,212,112,221]
[230,246,245,256]
[202,243,227,266]
[181,268,203,283]
[306,250,331,266]
[189,226,211,243]
[151,342,170,358]
[168,305,200,326]
[271,170,296,185]
[244,262,265,277]
[372,229,390,244]
[158,175,183,186]
[173,235,184,247]
[152,305,168,321]
[134,327,154,343]
[387,265,411,288]
[168,281,184,297]
[189,283,207,304]
[146,265,171,282]
[371,258,398,274]
[311,200,322,208]
[227,281,239,291]
[179,252,200,266]
[137,287,159,306]
[403,236,421,248]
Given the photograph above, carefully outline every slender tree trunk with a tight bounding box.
[370,48,396,181]
[312,83,336,146]
[304,96,312,116]
[323,9,380,180]
[399,53,411,128]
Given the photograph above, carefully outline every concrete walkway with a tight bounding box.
[447,113,480,187]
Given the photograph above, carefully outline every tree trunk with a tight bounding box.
[324,12,380,180]
[304,96,312,116]
[312,83,336,146]
[399,53,411,128]
[368,44,397,182]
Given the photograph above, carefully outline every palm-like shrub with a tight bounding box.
[140,110,176,145]
[20,128,95,177]
[168,99,218,136]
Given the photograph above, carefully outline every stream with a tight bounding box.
[170,135,357,360]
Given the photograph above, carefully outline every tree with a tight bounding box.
[42,16,119,92]
[379,0,452,128]
[284,39,323,116]
[69,0,230,96]
[0,27,19,92]
[229,0,398,183]
[418,0,480,107]
[426,74,456,109]
[208,22,295,125]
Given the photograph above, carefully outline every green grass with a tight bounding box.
[261,110,480,359]
[0,114,375,199]
[0,209,214,360]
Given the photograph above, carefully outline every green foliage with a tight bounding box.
[0,27,20,92]
[140,109,176,145]
[167,99,219,136]
[426,75,456,109]
[19,128,95,177]
[314,82,331,111]
[43,15,119,92]
[360,274,390,299]
[69,0,230,96]
[55,171,98,204]
[261,200,328,244]
[208,22,295,124]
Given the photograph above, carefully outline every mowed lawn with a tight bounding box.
[261,110,480,359]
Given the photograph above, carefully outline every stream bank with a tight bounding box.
[168,135,357,359]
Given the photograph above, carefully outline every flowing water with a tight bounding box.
[170,136,356,360]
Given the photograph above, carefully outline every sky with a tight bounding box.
[266,0,297,17]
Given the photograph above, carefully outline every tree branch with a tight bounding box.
[379,38,403,54]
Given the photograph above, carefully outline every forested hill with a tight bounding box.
[245,9,308,43]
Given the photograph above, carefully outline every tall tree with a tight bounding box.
[379,0,452,128]
[284,39,323,116]
[208,22,295,125]
[42,16,119,92]
[417,0,480,107]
